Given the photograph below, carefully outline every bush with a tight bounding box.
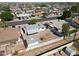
[70,6,79,13]
[0,5,11,12]
[62,10,71,19]
[0,21,7,28]
[68,29,76,35]
[27,19,37,25]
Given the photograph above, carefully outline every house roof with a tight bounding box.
[16,13,31,17]
[22,23,45,34]
[0,28,20,43]
[26,37,39,47]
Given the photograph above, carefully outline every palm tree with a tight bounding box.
[73,27,77,40]
[62,23,70,40]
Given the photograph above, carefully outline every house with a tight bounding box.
[20,23,46,35]
[32,11,44,17]
[0,28,22,55]
[16,12,32,18]
[16,12,32,20]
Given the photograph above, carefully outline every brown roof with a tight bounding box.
[0,28,20,43]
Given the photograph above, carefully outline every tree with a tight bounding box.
[0,11,14,21]
[0,5,11,12]
[70,5,79,16]
[39,3,48,7]
[73,28,77,40]
[62,10,71,19]
[0,21,5,28]
[0,11,14,28]
[62,23,70,40]
[70,5,79,13]
[2,6,11,11]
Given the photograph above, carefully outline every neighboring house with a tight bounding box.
[26,10,34,13]
[52,7,62,16]
[32,11,44,17]
[63,47,77,56]
[10,6,32,20]
[16,12,32,18]
[15,12,32,20]
[20,23,46,35]
[10,6,22,14]
[0,28,22,55]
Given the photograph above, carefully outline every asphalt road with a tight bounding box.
[6,17,59,26]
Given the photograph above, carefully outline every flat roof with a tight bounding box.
[0,28,20,43]
[16,13,31,17]
[26,36,40,47]
[22,23,45,34]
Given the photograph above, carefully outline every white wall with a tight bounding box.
[41,42,73,56]
[26,37,63,51]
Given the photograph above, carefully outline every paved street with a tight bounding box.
[6,17,59,26]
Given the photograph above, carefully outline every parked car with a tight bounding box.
[44,22,54,28]
[50,27,63,37]
[69,22,77,28]
[43,23,50,28]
